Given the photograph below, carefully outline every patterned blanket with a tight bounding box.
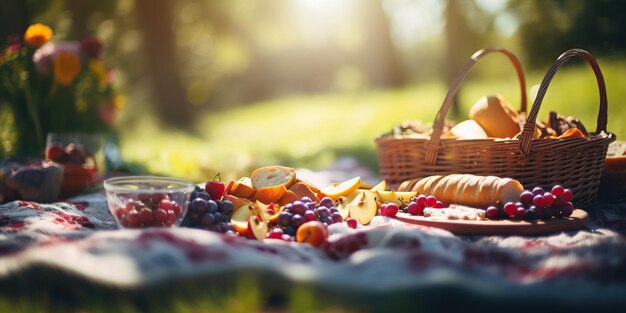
[1,193,625,310]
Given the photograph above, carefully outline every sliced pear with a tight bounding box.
[349,191,380,225]
[376,190,417,205]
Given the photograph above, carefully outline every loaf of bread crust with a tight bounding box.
[250,166,296,189]
[469,95,521,138]
[398,174,523,208]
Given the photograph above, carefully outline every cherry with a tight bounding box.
[153,208,168,223]
[205,173,226,200]
[346,218,358,229]
[267,228,284,239]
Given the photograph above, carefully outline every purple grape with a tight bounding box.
[195,192,210,201]
[283,203,293,213]
[329,207,339,214]
[316,207,330,218]
[291,214,305,228]
[277,212,291,227]
[525,208,537,220]
[300,197,313,203]
[306,202,316,211]
[332,212,343,223]
[191,198,208,213]
[320,216,333,225]
[561,201,574,217]
[220,200,234,216]
[520,191,534,205]
[284,225,296,236]
[486,206,499,220]
[207,200,218,213]
[319,197,334,208]
[201,213,215,226]
[532,195,545,207]
[543,192,555,206]
[516,207,526,219]
[291,201,307,215]
[304,210,317,221]
[532,187,545,196]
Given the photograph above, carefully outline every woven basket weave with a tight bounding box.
[376,48,616,208]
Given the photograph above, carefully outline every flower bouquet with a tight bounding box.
[0,23,123,158]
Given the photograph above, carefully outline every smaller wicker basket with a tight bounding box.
[376,48,616,208]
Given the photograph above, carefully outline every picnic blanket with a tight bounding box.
[1,193,626,311]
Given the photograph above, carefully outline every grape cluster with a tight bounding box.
[273,196,343,237]
[401,194,444,216]
[486,185,575,221]
[181,185,235,233]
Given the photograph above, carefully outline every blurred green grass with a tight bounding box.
[119,59,626,182]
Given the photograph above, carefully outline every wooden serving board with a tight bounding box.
[393,209,589,235]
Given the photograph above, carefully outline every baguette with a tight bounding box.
[401,174,523,208]
[250,166,296,189]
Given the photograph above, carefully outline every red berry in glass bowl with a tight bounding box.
[104,176,193,229]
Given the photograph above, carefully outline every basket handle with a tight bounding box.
[518,48,608,161]
[425,47,527,165]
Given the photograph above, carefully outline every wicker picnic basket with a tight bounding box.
[376,47,616,208]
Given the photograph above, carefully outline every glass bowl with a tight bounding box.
[104,176,194,228]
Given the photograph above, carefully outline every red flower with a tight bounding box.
[79,36,103,59]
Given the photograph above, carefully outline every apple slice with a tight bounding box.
[232,219,249,235]
[246,215,268,240]
[320,177,361,201]
[336,191,362,220]
[376,190,417,205]
[349,190,380,225]
[370,180,387,191]
[231,203,257,224]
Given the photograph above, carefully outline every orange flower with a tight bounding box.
[53,51,81,85]
[24,23,53,48]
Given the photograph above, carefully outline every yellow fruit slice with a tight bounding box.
[370,180,387,191]
[320,177,362,201]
